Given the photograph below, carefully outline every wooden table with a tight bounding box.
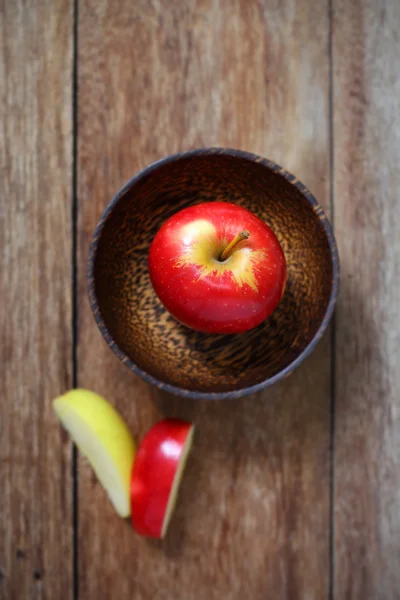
[1,1,399,598]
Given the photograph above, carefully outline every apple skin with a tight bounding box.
[148,202,287,334]
[130,419,193,539]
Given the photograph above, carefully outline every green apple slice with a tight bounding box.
[53,389,136,518]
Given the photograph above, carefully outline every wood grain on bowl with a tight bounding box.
[89,151,337,397]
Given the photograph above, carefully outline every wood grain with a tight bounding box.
[333,0,400,598]
[78,1,331,598]
[0,1,73,599]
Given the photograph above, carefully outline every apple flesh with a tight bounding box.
[148,202,287,334]
[130,419,194,539]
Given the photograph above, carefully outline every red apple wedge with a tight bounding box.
[130,419,194,538]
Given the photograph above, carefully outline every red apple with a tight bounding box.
[130,419,194,538]
[148,202,286,333]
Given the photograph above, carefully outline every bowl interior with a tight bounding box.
[92,152,335,394]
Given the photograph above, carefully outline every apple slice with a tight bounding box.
[130,419,194,538]
[53,389,136,518]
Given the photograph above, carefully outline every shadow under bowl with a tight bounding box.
[88,148,339,400]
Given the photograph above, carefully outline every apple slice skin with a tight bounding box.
[131,419,193,538]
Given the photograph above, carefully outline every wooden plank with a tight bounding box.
[78,1,331,598]
[0,1,73,599]
[333,0,400,598]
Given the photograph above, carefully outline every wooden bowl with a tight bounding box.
[88,149,339,400]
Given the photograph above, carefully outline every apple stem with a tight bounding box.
[220,230,250,261]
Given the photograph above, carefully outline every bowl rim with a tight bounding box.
[88,147,339,400]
